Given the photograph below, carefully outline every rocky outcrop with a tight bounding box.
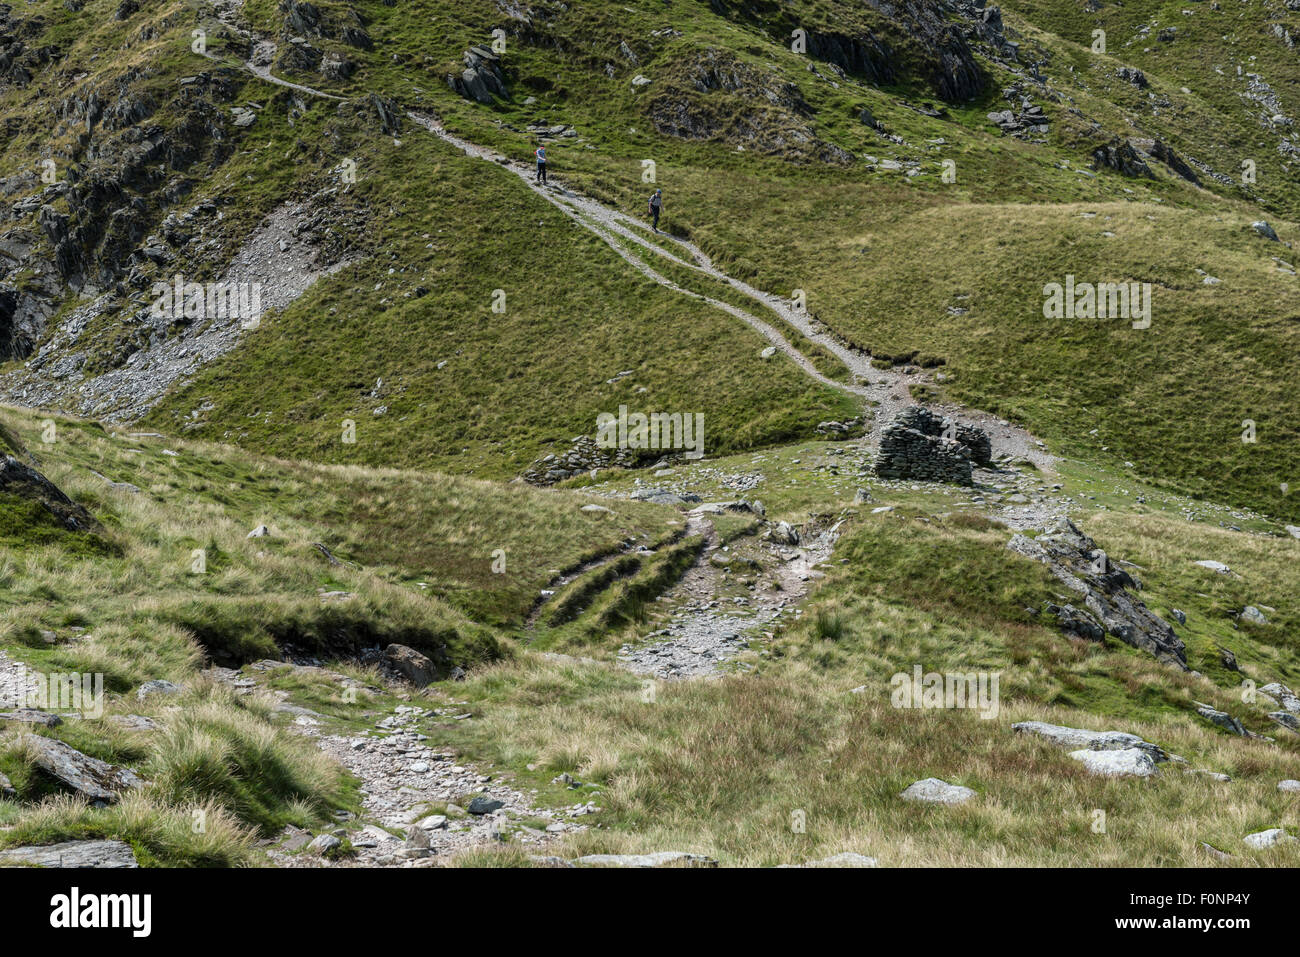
[646,48,853,164]
[1149,139,1200,185]
[1069,748,1159,777]
[0,454,98,531]
[1091,140,1154,178]
[1007,519,1187,668]
[447,46,508,104]
[874,406,990,485]
[0,839,138,867]
[707,0,992,103]
[27,735,143,803]
[1013,721,1167,760]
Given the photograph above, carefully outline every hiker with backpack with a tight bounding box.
[648,188,662,232]
[534,144,548,184]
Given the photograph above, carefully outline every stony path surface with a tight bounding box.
[209,664,588,867]
[617,511,843,679]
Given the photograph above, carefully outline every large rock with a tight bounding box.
[900,777,976,805]
[0,839,138,868]
[0,708,62,728]
[0,455,98,532]
[447,47,508,104]
[1194,702,1245,735]
[573,851,717,867]
[1013,721,1166,760]
[27,736,143,802]
[1007,520,1186,667]
[1243,828,1295,849]
[1092,140,1153,178]
[1260,682,1300,714]
[1069,748,1159,778]
[383,644,440,687]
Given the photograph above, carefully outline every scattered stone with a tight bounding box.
[136,679,182,701]
[1200,842,1233,861]
[781,851,878,868]
[1241,605,1269,625]
[1251,220,1280,242]
[1277,780,1300,792]
[306,834,341,855]
[1193,560,1232,574]
[1185,769,1232,783]
[900,778,976,805]
[1194,702,1245,735]
[1269,712,1299,733]
[247,524,271,538]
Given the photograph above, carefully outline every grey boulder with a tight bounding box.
[900,778,976,805]
[1069,747,1159,777]
[0,839,138,868]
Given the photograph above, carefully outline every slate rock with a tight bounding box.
[1069,747,1159,777]
[0,839,138,868]
[467,796,504,815]
[136,680,182,701]
[573,851,717,867]
[1012,721,1166,760]
[27,736,143,802]
[0,709,62,728]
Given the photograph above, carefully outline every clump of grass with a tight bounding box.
[812,607,847,642]
[0,793,257,867]
[146,683,350,834]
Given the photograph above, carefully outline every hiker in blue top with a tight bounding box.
[534,144,548,185]
[649,188,662,232]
